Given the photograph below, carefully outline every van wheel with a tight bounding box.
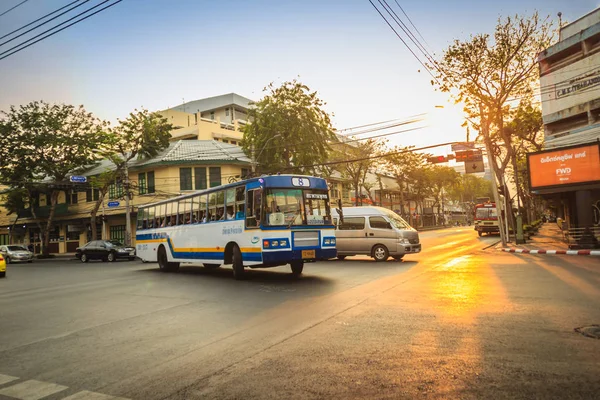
[290,260,304,276]
[337,255,346,261]
[232,244,245,280]
[372,245,389,262]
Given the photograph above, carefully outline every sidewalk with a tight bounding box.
[498,222,600,256]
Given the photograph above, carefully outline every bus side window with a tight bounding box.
[235,186,245,219]
[245,189,259,228]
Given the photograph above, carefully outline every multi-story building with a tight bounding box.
[160,93,253,144]
[535,8,600,232]
[2,140,251,253]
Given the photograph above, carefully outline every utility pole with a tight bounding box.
[513,155,525,244]
[101,195,106,240]
[124,162,132,246]
[480,104,507,247]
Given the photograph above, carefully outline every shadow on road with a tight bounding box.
[134,264,337,287]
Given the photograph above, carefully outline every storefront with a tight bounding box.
[528,142,600,232]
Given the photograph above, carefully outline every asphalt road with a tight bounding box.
[1,228,599,399]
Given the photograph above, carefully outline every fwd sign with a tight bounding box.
[556,168,572,175]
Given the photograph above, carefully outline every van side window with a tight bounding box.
[370,216,391,229]
[339,217,365,230]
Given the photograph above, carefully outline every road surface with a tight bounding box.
[1,227,599,399]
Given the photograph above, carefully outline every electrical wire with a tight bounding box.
[0,0,82,41]
[0,0,91,48]
[367,0,438,83]
[0,0,29,18]
[0,0,123,61]
[393,0,431,51]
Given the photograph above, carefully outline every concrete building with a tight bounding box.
[535,8,600,236]
[2,141,251,254]
[160,93,253,144]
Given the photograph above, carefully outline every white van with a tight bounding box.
[332,206,421,261]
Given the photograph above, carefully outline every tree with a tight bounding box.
[0,188,28,244]
[386,147,428,220]
[429,165,461,215]
[431,12,554,245]
[0,101,110,256]
[87,109,172,242]
[330,138,386,206]
[242,80,336,174]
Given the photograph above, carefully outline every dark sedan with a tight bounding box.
[75,240,136,263]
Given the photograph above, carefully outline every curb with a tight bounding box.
[501,248,600,256]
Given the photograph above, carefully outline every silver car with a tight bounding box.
[0,245,34,264]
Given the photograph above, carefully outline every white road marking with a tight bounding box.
[0,373,19,385]
[61,390,120,400]
[0,379,68,400]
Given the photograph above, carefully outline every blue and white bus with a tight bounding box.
[135,175,337,279]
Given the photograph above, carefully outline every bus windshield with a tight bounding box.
[475,207,497,219]
[263,188,331,226]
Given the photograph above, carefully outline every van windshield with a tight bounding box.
[385,210,411,229]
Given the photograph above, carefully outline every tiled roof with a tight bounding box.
[83,140,251,176]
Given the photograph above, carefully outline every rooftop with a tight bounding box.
[166,93,254,114]
[84,140,251,176]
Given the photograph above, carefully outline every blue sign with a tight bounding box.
[69,175,87,183]
[107,201,120,208]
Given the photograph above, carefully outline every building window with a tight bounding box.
[86,188,100,202]
[223,139,229,144]
[108,182,124,200]
[210,111,215,120]
[209,167,221,188]
[138,172,147,195]
[147,171,155,194]
[195,167,207,190]
[180,168,192,191]
[231,140,237,145]
[109,225,126,243]
[65,190,78,205]
[241,168,250,179]
[225,108,230,117]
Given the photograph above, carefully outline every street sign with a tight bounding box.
[69,175,87,183]
[465,160,485,174]
[107,201,120,207]
[451,142,476,152]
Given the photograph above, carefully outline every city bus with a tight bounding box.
[473,202,499,236]
[135,175,337,279]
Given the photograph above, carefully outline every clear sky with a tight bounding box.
[0,0,596,152]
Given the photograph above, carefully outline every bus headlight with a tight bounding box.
[271,240,279,247]
[280,240,287,247]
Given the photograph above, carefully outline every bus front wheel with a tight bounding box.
[158,246,179,272]
[231,244,245,280]
[290,260,304,276]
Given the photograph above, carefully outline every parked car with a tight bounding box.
[0,245,34,264]
[332,206,421,261]
[0,254,6,277]
[75,240,136,263]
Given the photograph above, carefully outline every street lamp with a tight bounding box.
[252,134,282,174]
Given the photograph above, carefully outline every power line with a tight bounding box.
[0,0,123,61]
[1,1,81,41]
[367,0,438,83]
[393,0,431,51]
[282,141,460,171]
[0,0,91,48]
[0,0,29,18]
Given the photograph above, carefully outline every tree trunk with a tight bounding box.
[90,194,104,241]
[8,215,19,244]
[42,190,60,256]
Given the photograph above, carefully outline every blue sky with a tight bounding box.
[0,0,596,151]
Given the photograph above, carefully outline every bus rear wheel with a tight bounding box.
[231,244,245,280]
[290,260,304,276]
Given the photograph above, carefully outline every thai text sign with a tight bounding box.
[528,143,600,190]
